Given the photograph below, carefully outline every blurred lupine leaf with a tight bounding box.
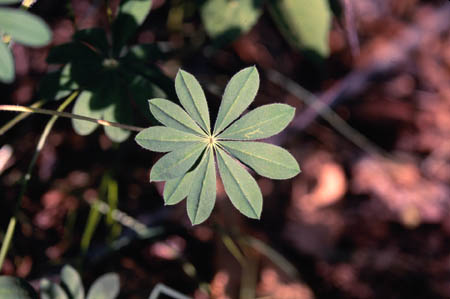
[0,40,14,83]
[40,279,68,299]
[41,0,170,143]
[0,8,51,47]
[86,273,120,299]
[135,66,301,225]
[0,0,21,4]
[200,0,264,46]
[112,0,153,56]
[0,276,39,299]
[40,265,120,299]
[268,0,332,57]
[0,2,51,83]
[61,265,85,299]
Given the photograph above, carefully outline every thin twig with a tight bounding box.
[0,99,47,136]
[0,105,144,132]
[266,69,391,159]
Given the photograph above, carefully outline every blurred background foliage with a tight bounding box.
[1,0,450,298]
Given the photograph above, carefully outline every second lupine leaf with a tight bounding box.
[135,66,301,225]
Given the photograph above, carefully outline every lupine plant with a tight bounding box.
[40,0,172,142]
[0,265,119,299]
[135,66,301,225]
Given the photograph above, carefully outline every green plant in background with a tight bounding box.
[0,0,51,83]
[135,66,300,225]
[200,0,332,57]
[40,265,119,299]
[268,0,332,57]
[200,0,264,46]
[41,0,173,142]
[0,265,119,299]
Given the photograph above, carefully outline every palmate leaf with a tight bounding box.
[136,67,300,225]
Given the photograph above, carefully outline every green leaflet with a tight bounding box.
[149,98,206,136]
[40,279,68,299]
[112,0,153,55]
[218,103,295,140]
[216,147,262,219]
[213,66,259,135]
[61,266,85,299]
[135,126,204,152]
[86,273,120,299]
[0,276,39,299]
[201,0,264,46]
[71,91,102,136]
[150,142,206,182]
[103,94,133,143]
[0,8,51,47]
[163,171,194,205]
[219,141,300,179]
[0,40,14,83]
[268,0,332,57]
[187,148,216,225]
[175,70,211,134]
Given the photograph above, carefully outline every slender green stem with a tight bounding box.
[0,105,144,132]
[0,92,78,272]
[0,218,16,271]
[0,99,47,136]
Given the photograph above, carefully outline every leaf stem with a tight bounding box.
[0,99,47,136]
[0,104,144,132]
[0,91,78,272]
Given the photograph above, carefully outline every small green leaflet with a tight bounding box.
[61,265,84,299]
[135,66,301,225]
[40,265,120,299]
